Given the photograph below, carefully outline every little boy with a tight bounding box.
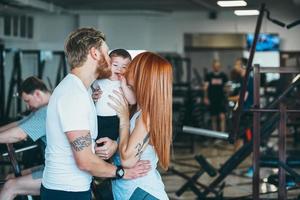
[92,49,136,142]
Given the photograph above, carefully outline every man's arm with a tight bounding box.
[67,130,117,178]
[67,130,150,179]
[0,122,19,132]
[0,126,27,144]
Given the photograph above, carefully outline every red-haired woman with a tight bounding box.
[109,52,172,199]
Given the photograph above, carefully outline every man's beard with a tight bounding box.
[96,55,112,79]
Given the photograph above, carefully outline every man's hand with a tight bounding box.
[95,137,118,160]
[123,160,151,179]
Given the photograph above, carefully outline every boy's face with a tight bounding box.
[111,56,131,76]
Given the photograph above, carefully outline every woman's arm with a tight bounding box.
[118,116,149,168]
[108,90,150,168]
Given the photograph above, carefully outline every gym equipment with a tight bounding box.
[0,43,4,119]
[170,155,220,199]
[4,144,30,200]
[5,50,22,118]
[2,144,38,157]
[0,49,68,122]
[182,126,228,140]
[230,4,286,144]
[227,3,300,199]
[171,74,300,199]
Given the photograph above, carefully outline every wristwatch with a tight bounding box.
[115,165,125,179]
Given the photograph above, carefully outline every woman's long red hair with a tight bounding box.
[126,52,173,170]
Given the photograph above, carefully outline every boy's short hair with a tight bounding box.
[109,49,132,60]
[19,76,49,95]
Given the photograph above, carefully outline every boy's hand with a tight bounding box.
[92,87,102,103]
[119,76,127,89]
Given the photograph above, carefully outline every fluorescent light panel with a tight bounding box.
[234,10,259,16]
[217,1,247,7]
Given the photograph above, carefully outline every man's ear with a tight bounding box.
[90,47,101,61]
[33,90,41,98]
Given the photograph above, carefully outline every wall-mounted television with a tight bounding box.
[246,33,280,51]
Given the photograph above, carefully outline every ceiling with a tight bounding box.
[0,0,299,14]
[33,0,300,11]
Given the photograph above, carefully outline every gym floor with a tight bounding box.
[161,134,300,200]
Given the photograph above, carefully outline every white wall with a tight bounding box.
[3,13,77,50]
[2,4,300,52]
[1,4,300,115]
[77,6,300,53]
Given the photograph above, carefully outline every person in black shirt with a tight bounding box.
[204,59,228,132]
[228,58,253,110]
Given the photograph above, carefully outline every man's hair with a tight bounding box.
[109,49,132,60]
[19,76,49,95]
[236,57,248,66]
[64,27,106,69]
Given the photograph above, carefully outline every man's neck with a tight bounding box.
[71,66,96,89]
[42,92,51,106]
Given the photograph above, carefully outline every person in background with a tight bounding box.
[204,59,228,132]
[0,76,50,200]
[228,58,254,178]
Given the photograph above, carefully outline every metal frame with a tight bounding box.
[172,76,300,199]
[0,44,5,120]
[251,64,300,200]
[227,3,300,199]
[5,51,22,118]
[1,49,67,121]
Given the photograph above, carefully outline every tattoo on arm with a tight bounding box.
[135,134,150,157]
[70,133,92,152]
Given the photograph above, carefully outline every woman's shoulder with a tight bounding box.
[132,110,150,133]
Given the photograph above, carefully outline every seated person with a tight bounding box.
[0,76,50,200]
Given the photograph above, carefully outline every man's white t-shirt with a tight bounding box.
[42,74,97,192]
[94,79,120,116]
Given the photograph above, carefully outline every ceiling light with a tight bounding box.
[234,10,259,16]
[217,1,247,7]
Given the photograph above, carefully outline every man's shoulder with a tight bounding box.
[34,105,48,115]
[221,72,228,79]
[205,72,213,79]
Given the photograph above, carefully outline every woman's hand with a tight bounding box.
[108,89,130,128]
